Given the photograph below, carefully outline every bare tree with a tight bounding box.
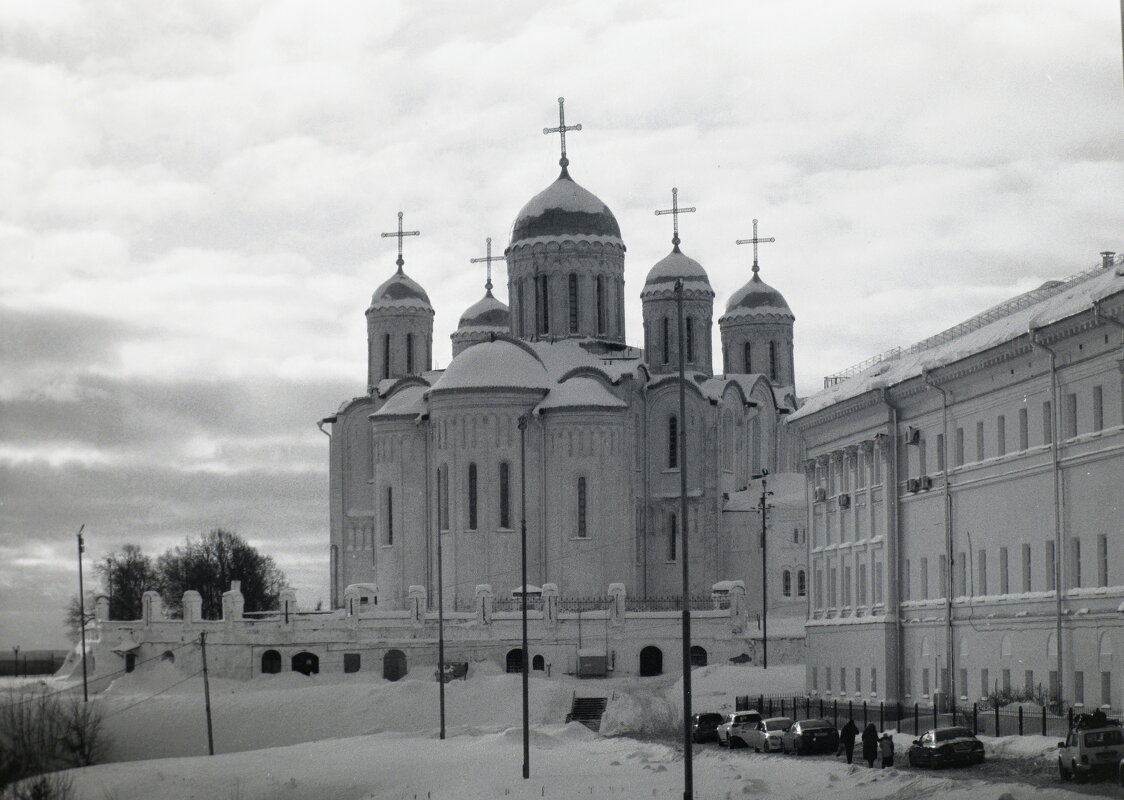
[158,529,285,619]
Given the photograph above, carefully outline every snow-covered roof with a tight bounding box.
[791,263,1124,422]
[719,268,793,323]
[641,248,714,299]
[534,377,627,413]
[372,385,428,418]
[429,339,551,393]
[510,169,622,248]
[367,267,433,314]
[457,290,510,330]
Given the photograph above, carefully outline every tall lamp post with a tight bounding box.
[752,472,774,669]
[518,414,530,780]
[76,524,88,702]
[674,278,693,800]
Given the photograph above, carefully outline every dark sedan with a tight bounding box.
[907,727,985,768]
[780,719,840,755]
[690,712,725,743]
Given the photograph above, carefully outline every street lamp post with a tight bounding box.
[753,472,774,669]
[674,278,693,800]
[76,524,88,702]
[518,414,530,780]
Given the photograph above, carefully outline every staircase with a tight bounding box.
[566,696,608,731]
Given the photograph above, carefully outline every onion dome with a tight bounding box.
[367,266,433,314]
[430,338,551,393]
[641,247,715,300]
[457,290,509,330]
[510,169,622,248]
[722,265,794,322]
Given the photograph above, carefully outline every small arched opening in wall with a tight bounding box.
[689,645,707,668]
[124,653,137,673]
[639,645,663,677]
[506,648,523,674]
[291,651,319,676]
[383,649,407,681]
[261,649,282,674]
[532,654,545,671]
[161,650,175,663]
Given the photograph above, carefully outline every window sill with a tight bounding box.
[570,536,591,542]
[379,544,393,550]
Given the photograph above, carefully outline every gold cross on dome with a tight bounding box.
[380,211,420,269]
[654,187,696,251]
[543,97,582,169]
[470,237,504,292]
[736,218,775,276]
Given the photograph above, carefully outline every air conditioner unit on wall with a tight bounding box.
[905,426,921,445]
[839,493,851,509]
[920,476,933,490]
[906,478,921,493]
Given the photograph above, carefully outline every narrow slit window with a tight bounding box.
[467,463,478,530]
[499,462,511,529]
[576,477,587,538]
[406,333,414,374]
[668,513,677,561]
[568,274,578,333]
[743,342,752,374]
[668,415,678,469]
[662,317,670,364]
[385,487,394,545]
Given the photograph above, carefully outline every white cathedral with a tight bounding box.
[322,113,807,618]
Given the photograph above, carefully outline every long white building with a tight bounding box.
[788,252,1123,712]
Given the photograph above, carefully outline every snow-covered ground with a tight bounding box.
[9,665,1118,799]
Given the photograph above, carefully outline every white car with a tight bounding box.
[717,711,762,747]
[745,716,794,753]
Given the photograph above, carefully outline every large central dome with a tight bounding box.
[510,169,621,246]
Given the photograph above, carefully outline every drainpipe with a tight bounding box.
[877,388,906,708]
[1029,325,1064,707]
[922,369,955,710]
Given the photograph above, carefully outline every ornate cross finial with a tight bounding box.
[654,187,696,252]
[736,218,775,277]
[543,97,582,170]
[470,236,504,294]
[380,211,420,271]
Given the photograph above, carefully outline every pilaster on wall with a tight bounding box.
[608,582,625,626]
[222,581,244,626]
[541,583,559,627]
[182,590,203,628]
[94,595,110,622]
[408,585,427,626]
[475,584,493,625]
[142,590,164,626]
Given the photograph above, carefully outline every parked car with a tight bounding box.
[1058,724,1124,782]
[745,716,794,753]
[780,719,839,755]
[717,711,761,747]
[907,727,985,768]
[690,712,726,743]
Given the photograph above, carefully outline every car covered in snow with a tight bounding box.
[744,716,793,753]
[780,718,839,755]
[907,727,985,768]
[690,712,726,743]
[717,710,761,747]
[1058,724,1124,782]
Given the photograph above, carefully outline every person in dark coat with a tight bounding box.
[838,719,859,764]
[861,723,879,767]
[879,732,895,768]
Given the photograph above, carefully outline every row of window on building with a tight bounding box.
[520,273,616,337]
[720,341,783,382]
[379,332,429,379]
[811,665,1114,707]
[900,535,1113,600]
[813,560,885,610]
[909,387,1110,478]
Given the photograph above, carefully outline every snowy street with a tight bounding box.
[22,665,1118,799]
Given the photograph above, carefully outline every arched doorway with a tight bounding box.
[506,648,523,673]
[689,645,707,667]
[640,646,663,677]
[383,649,407,681]
[532,654,545,671]
[291,651,319,676]
[261,649,282,674]
[125,653,137,673]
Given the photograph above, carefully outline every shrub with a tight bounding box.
[0,688,105,793]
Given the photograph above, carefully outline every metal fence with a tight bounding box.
[625,595,730,612]
[734,694,1079,738]
[491,597,543,612]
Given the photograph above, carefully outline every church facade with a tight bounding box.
[322,142,806,622]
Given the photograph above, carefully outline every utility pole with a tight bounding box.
[437,479,446,740]
[106,557,113,620]
[199,632,215,755]
[11,646,19,679]
[675,278,693,800]
[753,472,774,669]
[518,414,530,780]
[76,524,88,702]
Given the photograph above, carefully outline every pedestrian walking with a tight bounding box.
[861,723,878,767]
[879,732,894,768]
[838,718,858,764]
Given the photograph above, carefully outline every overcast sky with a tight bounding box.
[1,1,1121,649]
